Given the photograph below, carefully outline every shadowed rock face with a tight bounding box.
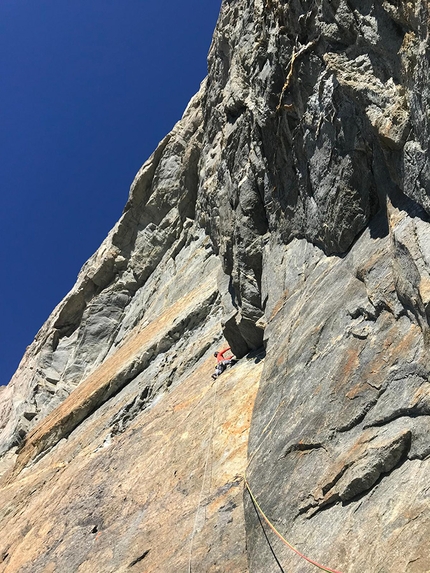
[1,0,430,571]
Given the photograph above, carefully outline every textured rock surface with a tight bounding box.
[0,85,211,458]
[1,0,430,571]
[0,345,263,573]
[247,206,430,572]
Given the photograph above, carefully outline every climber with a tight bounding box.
[211,346,235,380]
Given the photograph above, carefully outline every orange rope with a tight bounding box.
[244,477,344,573]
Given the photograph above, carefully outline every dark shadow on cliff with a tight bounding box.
[331,186,430,255]
[368,206,390,240]
[247,490,287,573]
[247,347,266,364]
[389,186,430,224]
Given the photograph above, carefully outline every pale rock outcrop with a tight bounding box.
[0,84,211,457]
[1,1,430,572]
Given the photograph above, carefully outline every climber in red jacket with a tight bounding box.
[212,346,235,379]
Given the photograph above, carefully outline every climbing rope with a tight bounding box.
[239,263,345,572]
[187,377,218,573]
[186,355,344,573]
[243,474,344,573]
[243,422,344,573]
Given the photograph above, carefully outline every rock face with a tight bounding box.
[1,1,430,572]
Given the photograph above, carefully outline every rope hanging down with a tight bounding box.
[244,476,344,573]
[187,378,218,573]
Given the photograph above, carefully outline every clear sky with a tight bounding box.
[0,0,221,386]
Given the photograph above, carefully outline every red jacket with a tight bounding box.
[217,347,232,362]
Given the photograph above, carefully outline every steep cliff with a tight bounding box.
[1,1,430,572]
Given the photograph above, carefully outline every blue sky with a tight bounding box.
[0,0,221,386]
